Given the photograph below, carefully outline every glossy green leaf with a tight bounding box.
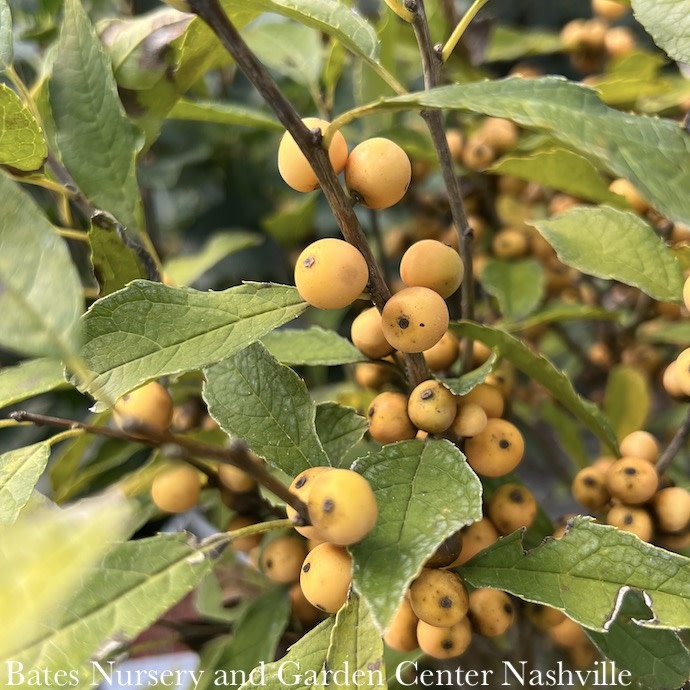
[6,531,216,679]
[351,439,482,631]
[0,173,83,359]
[0,358,66,410]
[315,401,368,466]
[168,99,280,130]
[0,0,12,71]
[490,148,622,205]
[592,51,669,106]
[444,350,499,396]
[261,327,364,366]
[163,230,262,286]
[88,214,147,296]
[50,0,143,233]
[587,589,690,690]
[460,516,690,631]
[603,364,650,442]
[481,258,544,320]
[532,206,684,303]
[504,302,619,333]
[379,77,690,226]
[485,25,562,62]
[76,281,306,408]
[0,84,47,171]
[631,0,690,63]
[0,442,50,526]
[451,321,619,453]
[203,341,329,476]
[0,494,132,665]
[239,617,335,690]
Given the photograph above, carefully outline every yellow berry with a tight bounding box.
[408,568,469,628]
[464,418,525,477]
[350,306,394,359]
[367,391,418,444]
[218,462,257,494]
[606,456,659,504]
[150,464,202,514]
[422,331,460,371]
[454,518,500,566]
[400,240,465,298]
[606,504,654,541]
[300,542,352,613]
[619,430,660,464]
[592,0,629,21]
[468,588,515,637]
[260,534,309,584]
[651,487,690,534]
[487,483,538,535]
[407,379,457,434]
[113,381,173,436]
[416,617,472,659]
[571,466,611,512]
[450,402,488,438]
[384,597,420,653]
[227,514,263,553]
[285,466,332,540]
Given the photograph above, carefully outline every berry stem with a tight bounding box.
[655,405,690,476]
[440,0,490,63]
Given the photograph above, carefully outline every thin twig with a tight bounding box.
[656,405,690,476]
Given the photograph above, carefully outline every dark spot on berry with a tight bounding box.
[295,476,308,489]
[504,603,514,614]
[441,639,454,650]
[323,498,335,514]
[439,596,453,609]
[623,466,637,476]
[266,558,273,569]
[623,514,633,525]
[303,256,316,268]
[398,317,410,329]
[419,322,425,327]
[583,476,597,487]
[499,439,510,449]
[421,389,434,400]
[302,562,311,573]
[509,489,524,503]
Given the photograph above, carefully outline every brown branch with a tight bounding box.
[656,405,690,476]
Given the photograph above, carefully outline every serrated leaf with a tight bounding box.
[261,327,364,366]
[450,321,619,453]
[0,494,132,665]
[88,215,147,296]
[481,258,544,320]
[532,206,684,303]
[0,0,12,71]
[75,281,306,408]
[168,99,281,130]
[604,364,650,442]
[351,439,483,631]
[163,230,262,286]
[5,531,216,679]
[444,350,499,396]
[460,516,690,631]
[0,442,50,526]
[490,148,622,205]
[239,617,335,690]
[631,0,690,63]
[0,358,66,410]
[203,341,329,476]
[315,401,368,467]
[50,0,143,233]
[379,77,690,226]
[0,173,83,359]
[485,25,562,62]
[0,84,46,170]
[587,589,690,690]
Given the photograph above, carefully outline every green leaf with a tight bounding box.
[88,214,147,296]
[50,0,143,233]
[379,77,690,227]
[261,327,364,366]
[0,0,12,71]
[351,439,483,631]
[450,321,619,453]
[163,230,262,286]
[485,25,562,62]
[444,350,499,396]
[168,99,281,130]
[489,148,622,205]
[238,618,335,690]
[0,494,132,664]
[460,516,690,631]
[536,400,590,470]
[0,358,66,410]
[324,594,386,690]
[480,258,544,320]
[631,0,690,63]
[587,589,690,690]
[0,173,83,359]
[532,206,684,304]
[603,364,650,442]
[75,281,307,408]
[315,402,368,466]
[0,84,47,171]
[504,302,619,333]
[203,341,329,476]
[591,51,670,106]
[639,319,690,346]
[0,442,50,526]
[6,531,216,679]
[261,194,318,245]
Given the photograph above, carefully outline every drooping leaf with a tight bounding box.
[591,51,670,106]
[0,442,51,526]
[168,99,280,130]
[0,173,83,359]
[351,439,483,631]
[75,281,306,408]
[315,401,368,466]
[5,531,216,679]
[639,319,690,346]
[505,302,619,333]
[0,84,47,171]
[536,399,590,470]
[163,230,262,286]
[450,321,619,453]
[50,0,143,234]
[203,341,329,477]
[0,0,12,71]
[532,206,684,304]
[460,517,690,631]
[631,0,690,64]
[0,494,132,665]
[0,358,66,410]
[377,77,690,227]
[261,327,364,366]
[444,350,499,396]
[603,364,650,442]
[484,25,562,62]
[480,258,544,320]
[489,148,622,205]
[587,589,690,690]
